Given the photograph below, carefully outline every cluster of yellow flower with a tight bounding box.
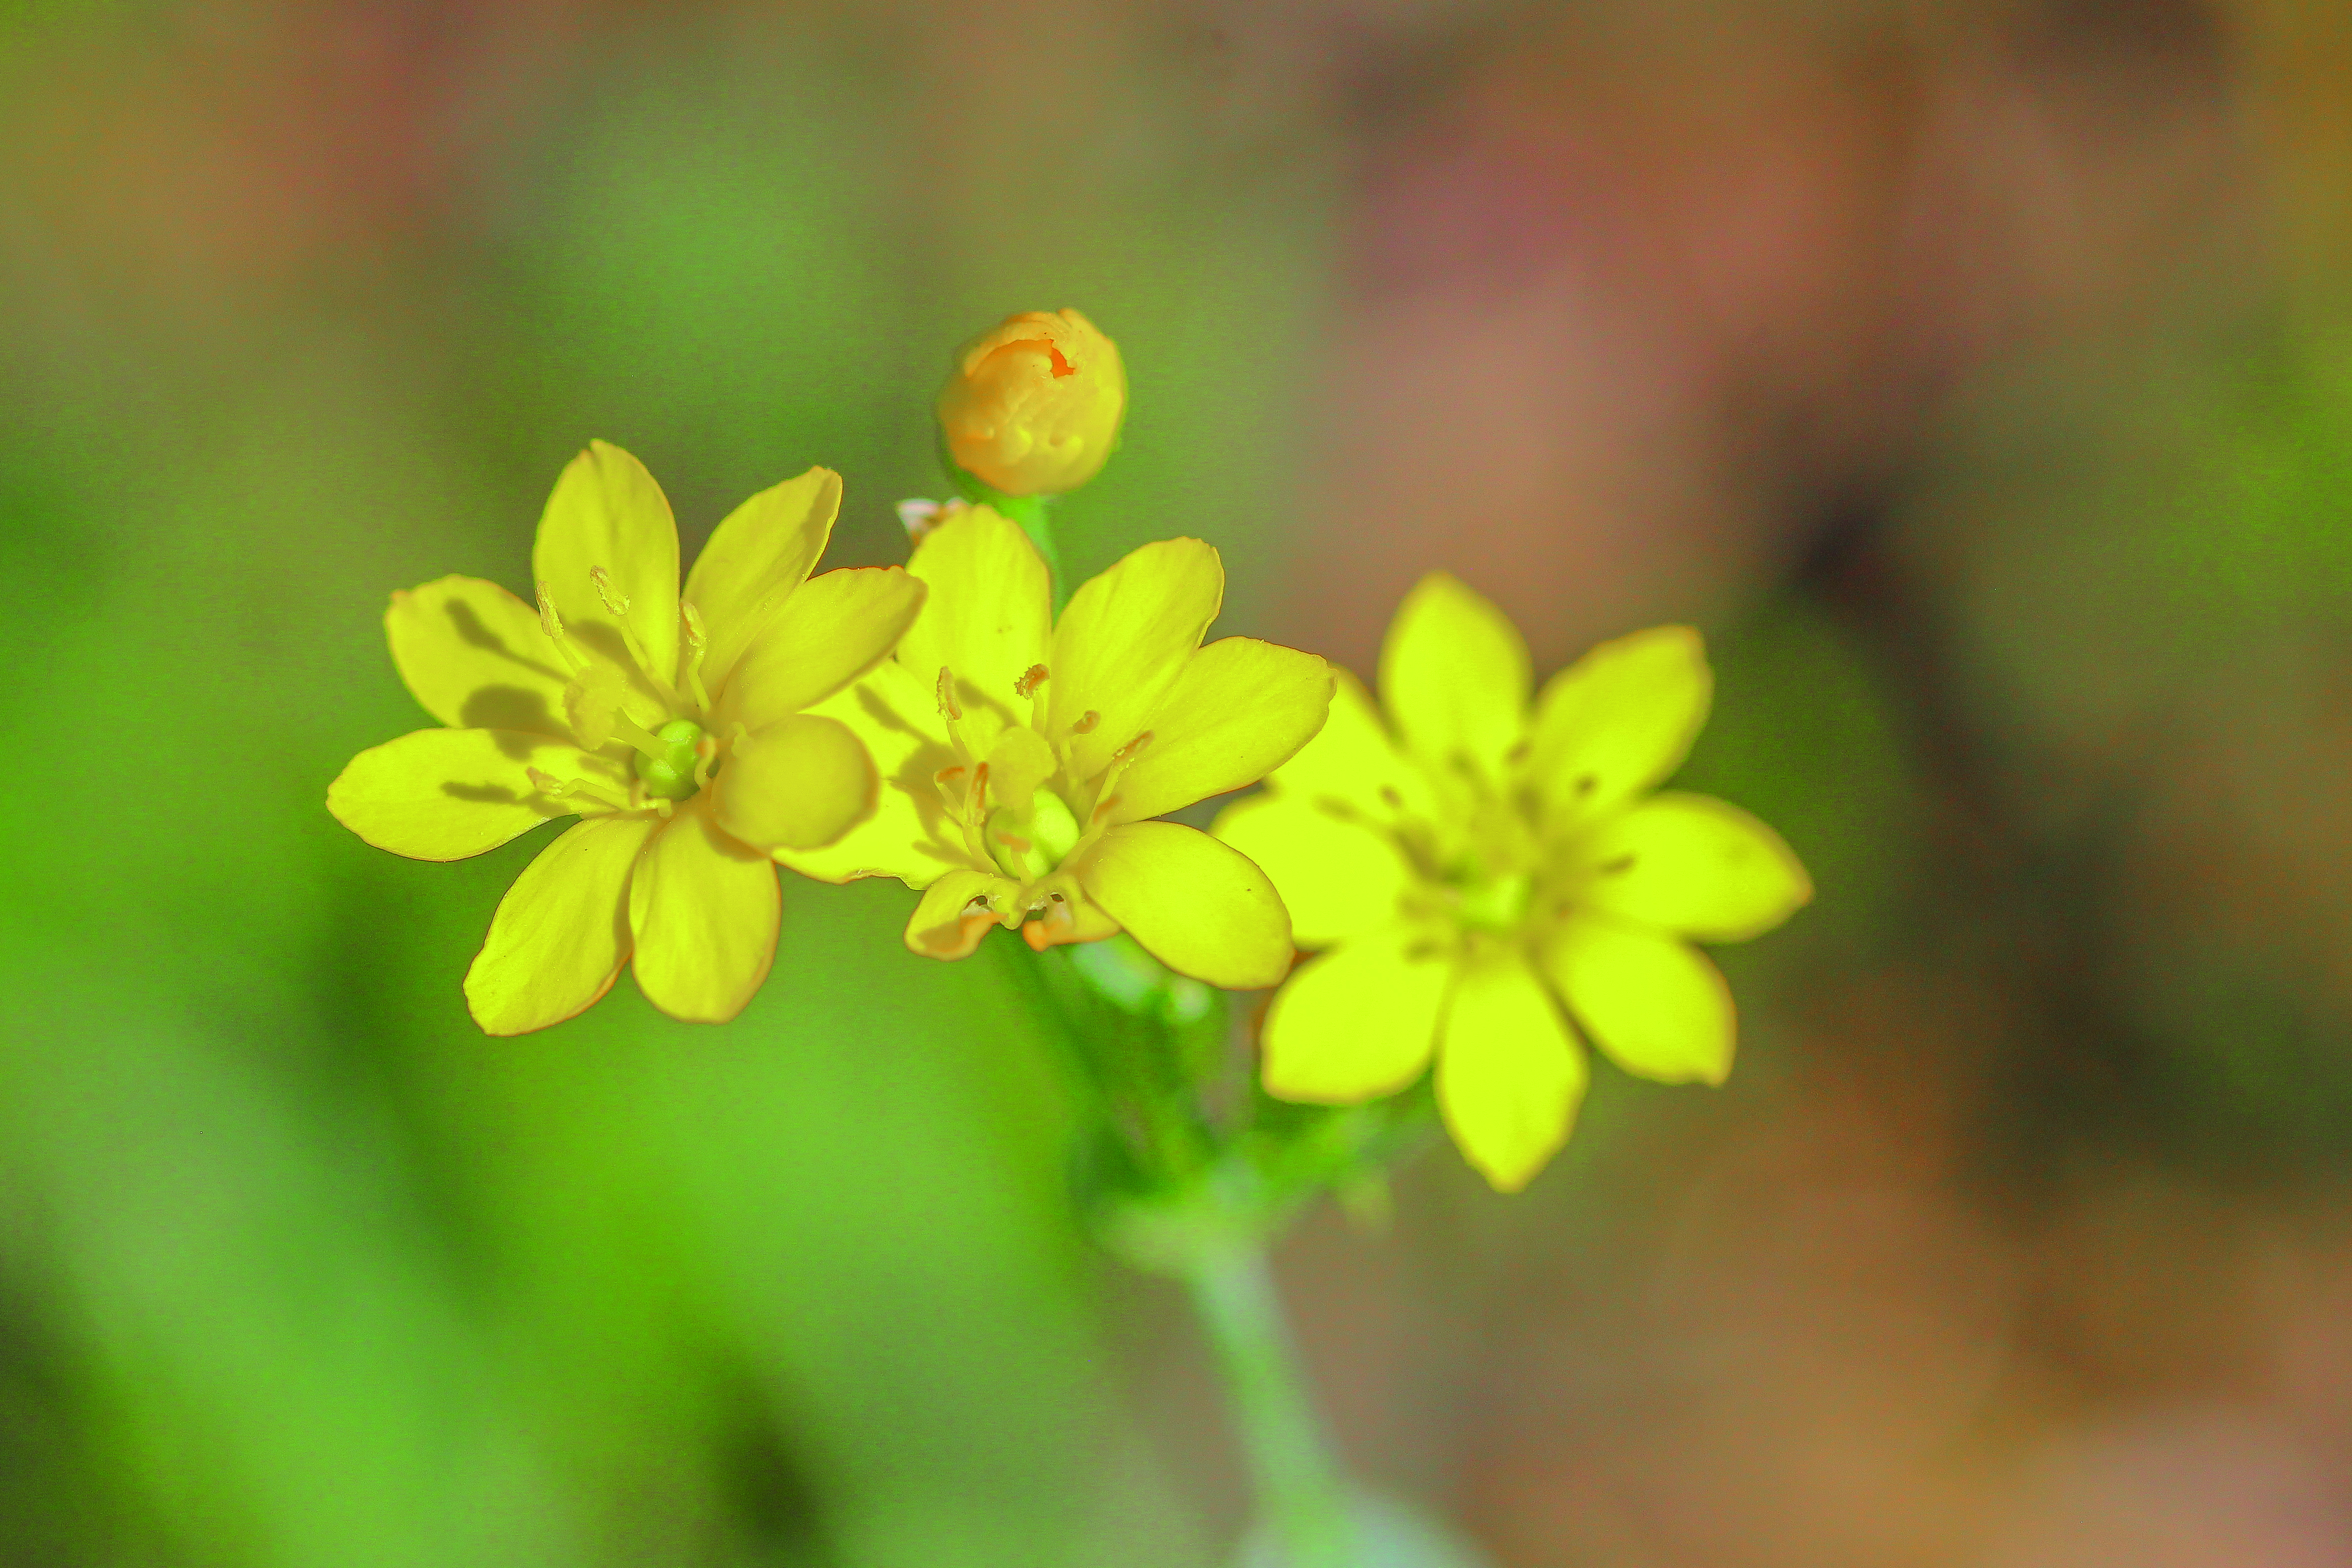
[329,309,1807,1191]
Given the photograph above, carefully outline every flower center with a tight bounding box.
[1455,870,1531,934]
[634,719,707,801]
[529,567,727,815]
[987,787,1082,880]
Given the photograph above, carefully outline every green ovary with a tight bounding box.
[634,719,706,801]
[989,788,1083,880]
[1455,870,1531,934]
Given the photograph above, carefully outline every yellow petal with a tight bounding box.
[531,441,681,689]
[1528,625,1711,827]
[1265,668,1436,824]
[1539,916,1733,1085]
[900,506,1052,737]
[716,566,928,730]
[681,466,842,691]
[903,868,1021,959]
[1436,950,1587,1192]
[1378,572,1530,787]
[1261,924,1452,1102]
[385,575,573,736]
[1573,792,1812,941]
[1106,638,1333,824]
[774,662,965,886]
[626,796,779,1023]
[464,813,661,1035]
[1072,821,1289,989]
[1211,793,1413,948]
[713,713,877,852]
[1049,538,1222,782]
[327,729,608,861]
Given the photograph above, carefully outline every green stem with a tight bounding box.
[1182,1241,1353,1566]
[991,937,1105,1113]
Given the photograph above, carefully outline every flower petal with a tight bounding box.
[1105,638,1332,824]
[899,506,1052,735]
[531,441,682,690]
[903,868,1021,959]
[1528,625,1711,827]
[384,575,574,736]
[681,465,842,691]
[1539,916,1733,1085]
[714,713,877,852]
[1265,668,1437,825]
[1261,924,1452,1102]
[626,796,780,1023]
[1574,792,1812,941]
[1436,950,1587,1192]
[1071,821,1289,989]
[1378,572,1530,786]
[1211,793,1413,948]
[327,728,611,861]
[1049,538,1222,781]
[716,566,928,730]
[464,812,661,1035]
[774,662,965,886]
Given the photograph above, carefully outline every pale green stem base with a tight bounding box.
[1181,1242,1354,1567]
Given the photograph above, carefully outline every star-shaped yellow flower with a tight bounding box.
[1214,574,1810,1191]
[328,441,925,1033]
[779,504,1331,989]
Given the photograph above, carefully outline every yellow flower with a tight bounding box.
[1213,575,1810,1191]
[936,309,1127,496]
[779,503,1330,989]
[327,441,925,1034]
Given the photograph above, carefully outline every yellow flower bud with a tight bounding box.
[937,309,1127,497]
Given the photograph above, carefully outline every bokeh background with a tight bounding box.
[6,0,2352,1563]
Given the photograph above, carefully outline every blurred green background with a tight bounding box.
[7,1,2352,1564]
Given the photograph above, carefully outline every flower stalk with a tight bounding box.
[1183,1241,1354,1568]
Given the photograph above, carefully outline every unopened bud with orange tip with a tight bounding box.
[937,309,1126,497]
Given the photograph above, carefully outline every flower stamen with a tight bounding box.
[588,565,629,616]
[679,600,714,713]
[954,762,997,867]
[525,766,632,813]
[589,566,664,690]
[535,581,591,674]
[1083,729,1155,807]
